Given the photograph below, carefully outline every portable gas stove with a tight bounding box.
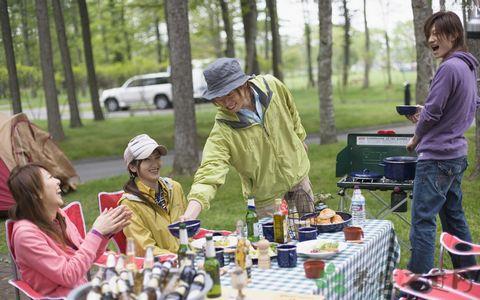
[336,133,416,248]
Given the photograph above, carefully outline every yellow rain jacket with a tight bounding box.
[119,177,187,256]
[188,74,310,210]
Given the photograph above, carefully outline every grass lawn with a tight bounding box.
[26,70,412,161]
[1,129,478,271]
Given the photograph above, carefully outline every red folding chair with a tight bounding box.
[393,233,480,300]
[98,191,127,253]
[62,201,86,239]
[5,220,65,300]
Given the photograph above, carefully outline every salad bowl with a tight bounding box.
[297,239,347,259]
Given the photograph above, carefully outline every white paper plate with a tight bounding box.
[296,239,347,259]
[191,235,238,249]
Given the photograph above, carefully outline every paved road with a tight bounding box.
[74,122,416,183]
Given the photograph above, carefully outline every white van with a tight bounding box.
[100,69,207,111]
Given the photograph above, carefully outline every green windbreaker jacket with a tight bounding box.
[188,74,310,210]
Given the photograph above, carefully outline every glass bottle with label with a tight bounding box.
[245,197,260,242]
[204,234,222,298]
[177,222,190,267]
[273,198,288,244]
[235,220,247,270]
[142,246,155,288]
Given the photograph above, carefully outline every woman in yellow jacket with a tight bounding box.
[119,134,187,256]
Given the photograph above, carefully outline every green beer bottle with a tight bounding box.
[177,222,190,267]
[204,234,222,298]
[245,197,260,243]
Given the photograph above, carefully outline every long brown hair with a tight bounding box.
[424,11,468,57]
[123,160,160,216]
[8,163,68,246]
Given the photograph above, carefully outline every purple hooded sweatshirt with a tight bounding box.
[415,51,480,160]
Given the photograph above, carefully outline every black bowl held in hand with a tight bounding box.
[396,105,418,116]
[168,219,201,238]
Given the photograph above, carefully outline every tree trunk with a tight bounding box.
[19,0,32,66]
[109,0,123,62]
[412,0,434,104]
[0,0,22,114]
[165,0,199,176]
[462,0,472,39]
[385,31,392,86]
[219,0,235,57]
[120,1,132,61]
[318,0,337,144]
[97,0,109,62]
[154,15,163,63]
[78,0,104,121]
[264,7,269,60]
[362,0,370,89]
[266,0,283,81]
[241,0,260,75]
[342,0,350,87]
[466,38,480,179]
[35,0,64,141]
[439,0,446,11]
[52,0,82,128]
[302,0,314,88]
[70,0,83,64]
[207,1,222,58]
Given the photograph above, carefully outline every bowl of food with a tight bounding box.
[396,105,418,116]
[168,219,201,238]
[309,210,352,233]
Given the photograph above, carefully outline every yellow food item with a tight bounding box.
[331,214,344,224]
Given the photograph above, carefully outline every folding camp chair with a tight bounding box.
[393,233,480,299]
[5,220,65,300]
[98,191,128,253]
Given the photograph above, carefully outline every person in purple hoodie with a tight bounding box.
[406,11,479,275]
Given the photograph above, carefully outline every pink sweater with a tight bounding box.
[12,209,109,297]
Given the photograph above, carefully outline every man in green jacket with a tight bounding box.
[181,58,313,220]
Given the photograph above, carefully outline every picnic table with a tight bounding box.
[211,218,400,300]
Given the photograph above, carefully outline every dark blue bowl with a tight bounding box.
[314,212,352,233]
[396,105,417,116]
[168,219,201,238]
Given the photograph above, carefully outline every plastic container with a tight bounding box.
[350,187,366,227]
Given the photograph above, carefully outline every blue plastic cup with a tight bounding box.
[262,222,274,242]
[215,247,225,267]
[276,244,297,268]
[298,226,318,242]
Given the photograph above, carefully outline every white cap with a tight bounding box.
[123,134,167,166]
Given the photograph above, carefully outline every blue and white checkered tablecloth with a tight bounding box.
[214,219,400,300]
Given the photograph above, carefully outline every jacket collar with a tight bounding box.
[216,77,273,129]
[123,177,173,203]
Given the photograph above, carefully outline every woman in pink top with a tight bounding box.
[7,163,132,297]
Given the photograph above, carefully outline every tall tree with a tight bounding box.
[97,0,109,62]
[154,14,163,63]
[302,0,315,88]
[35,0,64,140]
[52,0,82,128]
[384,31,392,86]
[219,0,235,57]
[439,0,446,11]
[264,6,269,60]
[342,0,351,87]
[0,0,22,114]
[165,0,199,175]
[206,0,222,58]
[412,0,434,104]
[109,0,124,62]
[466,33,480,178]
[78,0,104,121]
[120,0,132,61]
[318,0,337,144]
[266,0,283,81]
[462,0,472,39]
[19,0,32,67]
[362,0,370,89]
[241,0,260,75]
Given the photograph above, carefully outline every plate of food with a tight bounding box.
[297,239,347,259]
[191,235,238,249]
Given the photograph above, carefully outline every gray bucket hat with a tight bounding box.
[202,58,251,101]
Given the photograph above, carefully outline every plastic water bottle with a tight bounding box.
[351,186,366,227]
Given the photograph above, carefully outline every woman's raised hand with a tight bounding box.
[92,205,132,236]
